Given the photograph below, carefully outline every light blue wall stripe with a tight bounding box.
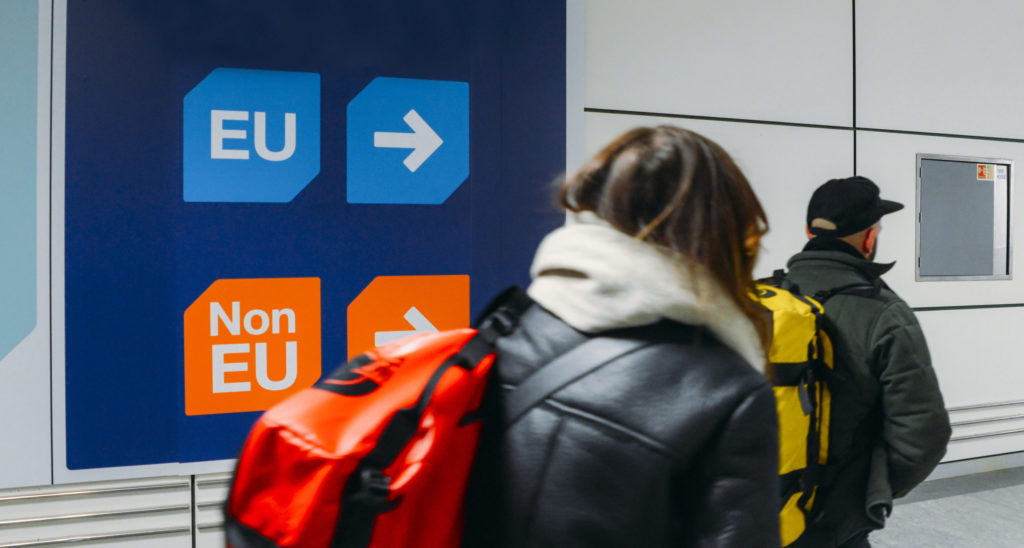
[0,0,39,360]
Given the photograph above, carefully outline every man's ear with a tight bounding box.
[863,226,879,254]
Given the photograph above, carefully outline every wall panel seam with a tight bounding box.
[191,475,197,548]
[585,108,1024,145]
[584,108,851,132]
[0,527,191,548]
[858,126,1024,144]
[948,399,1024,413]
[951,414,1024,428]
[914,303,1024,312]
[0,480,189,502]
[46,0,56,490]
[951,428,1024,443]
[0,504,190,526]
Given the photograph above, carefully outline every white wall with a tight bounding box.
[857,0,1024,139]
[856,0,1024,463]
[586,0,853,126]
[583,0,1024,465]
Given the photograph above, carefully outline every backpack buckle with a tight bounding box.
[489,309,517,335]
[478,307,519,343]
[353,468,392,506]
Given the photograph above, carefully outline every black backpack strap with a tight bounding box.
[796,335,828,511]
[773,268,787,286]
[474,286,532,338]
[758,268,802,294]
[756,268,790,289]
[812,278,882,303]
[333,289,531,548]
[503,337,651,428]
[353,288,533,472]
[793,280,883,515]
[334,337,495,548]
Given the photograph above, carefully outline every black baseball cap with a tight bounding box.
[806,176,904,237]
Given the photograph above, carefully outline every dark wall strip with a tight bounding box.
[582,110,1024,146]
[857,126,1024,144]
[852,0,857,128]
[914,303,1024,313]
[582,108,852,132]
[49,3,56,486]
[852,0,857,174]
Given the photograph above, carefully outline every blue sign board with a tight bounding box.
[63,0,566,471]
[347,77,469,204]
[183,68,321,203]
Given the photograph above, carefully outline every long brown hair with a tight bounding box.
[559,126,770,350]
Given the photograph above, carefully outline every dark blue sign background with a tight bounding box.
[65,0,565,469]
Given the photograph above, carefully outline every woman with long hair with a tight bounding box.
[464,125,780,547]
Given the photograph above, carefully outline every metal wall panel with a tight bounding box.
[0,477,191,547]
[586,0,853,126]
[858,0,1024,139]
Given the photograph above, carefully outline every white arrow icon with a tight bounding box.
[374,306,439,346]
[373,109,444,173]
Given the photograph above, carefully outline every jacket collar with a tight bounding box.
[788,237,895,280]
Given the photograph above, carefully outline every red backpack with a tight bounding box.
[224,288,645,548]
[224,289,528,548]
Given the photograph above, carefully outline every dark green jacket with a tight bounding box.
[784,239,951,547]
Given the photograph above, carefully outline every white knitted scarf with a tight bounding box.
[527,216,766,372]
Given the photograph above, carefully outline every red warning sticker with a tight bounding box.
[978,164,995,181]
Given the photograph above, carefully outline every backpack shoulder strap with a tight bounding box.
[474,286,533,343]
[773,268,787,287]
[812,278,883,304]
[757,268,789,289]
[503,337,650,428]
[758,268,802,294]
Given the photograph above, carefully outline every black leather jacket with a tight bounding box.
[464,302,781,548]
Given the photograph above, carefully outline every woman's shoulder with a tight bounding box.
[496,305,767,400]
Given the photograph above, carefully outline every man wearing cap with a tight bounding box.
[784,176,951,548]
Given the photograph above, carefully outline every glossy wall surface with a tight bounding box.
[584,0,1024,463]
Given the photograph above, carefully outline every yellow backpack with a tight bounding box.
[756,271,881,546]
[755,281,833,546]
